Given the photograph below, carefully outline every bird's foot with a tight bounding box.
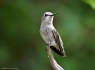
[46,42,51,51]
[46,43,48,46]
[46,43,48,51]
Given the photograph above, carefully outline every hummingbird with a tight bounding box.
[40,12,66,57]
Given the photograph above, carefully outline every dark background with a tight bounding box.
[0,0,95,70]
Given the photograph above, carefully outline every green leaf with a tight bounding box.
[82,0,95,10]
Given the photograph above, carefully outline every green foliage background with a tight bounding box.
[0,0,95,70]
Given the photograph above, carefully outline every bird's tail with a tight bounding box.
[50,46,66,57]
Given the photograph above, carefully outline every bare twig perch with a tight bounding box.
[46,43,64,70]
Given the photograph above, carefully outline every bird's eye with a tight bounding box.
[45,14,48,17]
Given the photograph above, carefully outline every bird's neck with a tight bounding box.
[41,21,54,29]
[42,17,54,25]
[42,20,53,26]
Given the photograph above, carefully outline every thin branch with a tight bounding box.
[46,43,64,70]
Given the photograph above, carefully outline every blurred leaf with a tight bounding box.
[82,0,95,10]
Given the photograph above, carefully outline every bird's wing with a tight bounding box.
[52,30,64,54]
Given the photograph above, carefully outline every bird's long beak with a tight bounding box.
[50,13,59,16]
[53,13,59,15]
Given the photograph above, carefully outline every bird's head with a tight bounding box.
[41,12,59,23]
